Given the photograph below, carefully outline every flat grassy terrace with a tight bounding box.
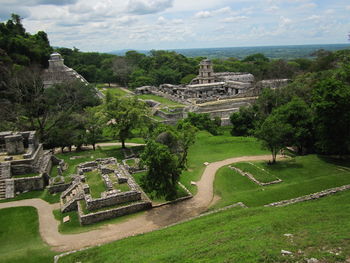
[58,190,350,263]
[0,207,56,263]
[181,131,268,194]
[232,162,279,183]
[136,94,185,107]
[85,170,105,198]
[98,86,129,97]
[213,155,350,208]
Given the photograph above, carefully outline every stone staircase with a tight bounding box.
[34,150,52,174]
[0,180,6,199]
[60,181,85,213]
[0,162,11,199]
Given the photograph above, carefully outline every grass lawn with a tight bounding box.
[0,189,60,204]
[181,131,268,194]
[85,170,106,198]
[98,86,129,97]
[0,207,56,263]
[136,94,185,107]
[232,162,279,183]
[213,154,350,208]
[133,171,188,203]
[53,208,145,234]
[59,190,350,263]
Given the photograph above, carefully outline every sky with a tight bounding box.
[0,0,349,52]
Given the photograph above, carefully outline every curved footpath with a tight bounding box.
[0,155,273,252]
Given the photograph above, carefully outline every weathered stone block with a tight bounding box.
[5,135,24,155]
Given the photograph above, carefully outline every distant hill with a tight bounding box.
[109,43,350,60]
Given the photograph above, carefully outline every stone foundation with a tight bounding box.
[78,200,152,225]
[13,174,47,193]
[85,191,141,211]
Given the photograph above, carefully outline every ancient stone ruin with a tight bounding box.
[136,59,289,125]
[42,52,104,99]
[0,131,52,199]
[59,158,151,225]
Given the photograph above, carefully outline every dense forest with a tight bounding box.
[1,14,350,157]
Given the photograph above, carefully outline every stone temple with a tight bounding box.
[42,52,89,89]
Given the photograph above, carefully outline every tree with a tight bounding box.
[141,140,181,200]
[272,97,314,154]
[312,77,350,155]
[183,112,221,135]
[230,106,257,136]
[255,114,293,163]
[176,121,197,168]
[104,96,149,148]
[112,57,134,87]
[83,106,103,151]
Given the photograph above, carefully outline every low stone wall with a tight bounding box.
[13,174,46,193]
[47,182,72,194]
[230,166,282,186]
[265,184,350,207]
[85,190,141,211]
[155,110,184,120]
[78,200,152,225]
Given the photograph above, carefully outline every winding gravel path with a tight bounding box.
[0,154,274,252]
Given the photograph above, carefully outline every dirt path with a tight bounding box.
[0,155,274,252]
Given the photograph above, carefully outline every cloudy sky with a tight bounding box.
[1,0,349,52]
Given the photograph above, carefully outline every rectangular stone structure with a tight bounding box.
[5,135,24,155]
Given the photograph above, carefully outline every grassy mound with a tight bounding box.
[58,190,350,263]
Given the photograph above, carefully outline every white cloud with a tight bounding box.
[221,16,248,23]
[127,0,173,15]
[194,11,212,19]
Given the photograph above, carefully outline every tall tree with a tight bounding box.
[255,114,293,163]
[104,96,149,148]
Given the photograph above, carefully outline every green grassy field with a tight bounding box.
[0,207,56,263]
[181,131,268,193]
[59,190,350,263]
[136,94,185,107]
[213,155,350,208]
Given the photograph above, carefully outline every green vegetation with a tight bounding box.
[182,130,268,193]
[0,207,56,263]
[53,208,145,234]
[132,171,188,203]
[98,86,129,97]
[136,94,184,107]
[0,189,60,204]
[59,190,350,263]
[85,170,106,198]
[213,155,350,208]
[233,162,278,183]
